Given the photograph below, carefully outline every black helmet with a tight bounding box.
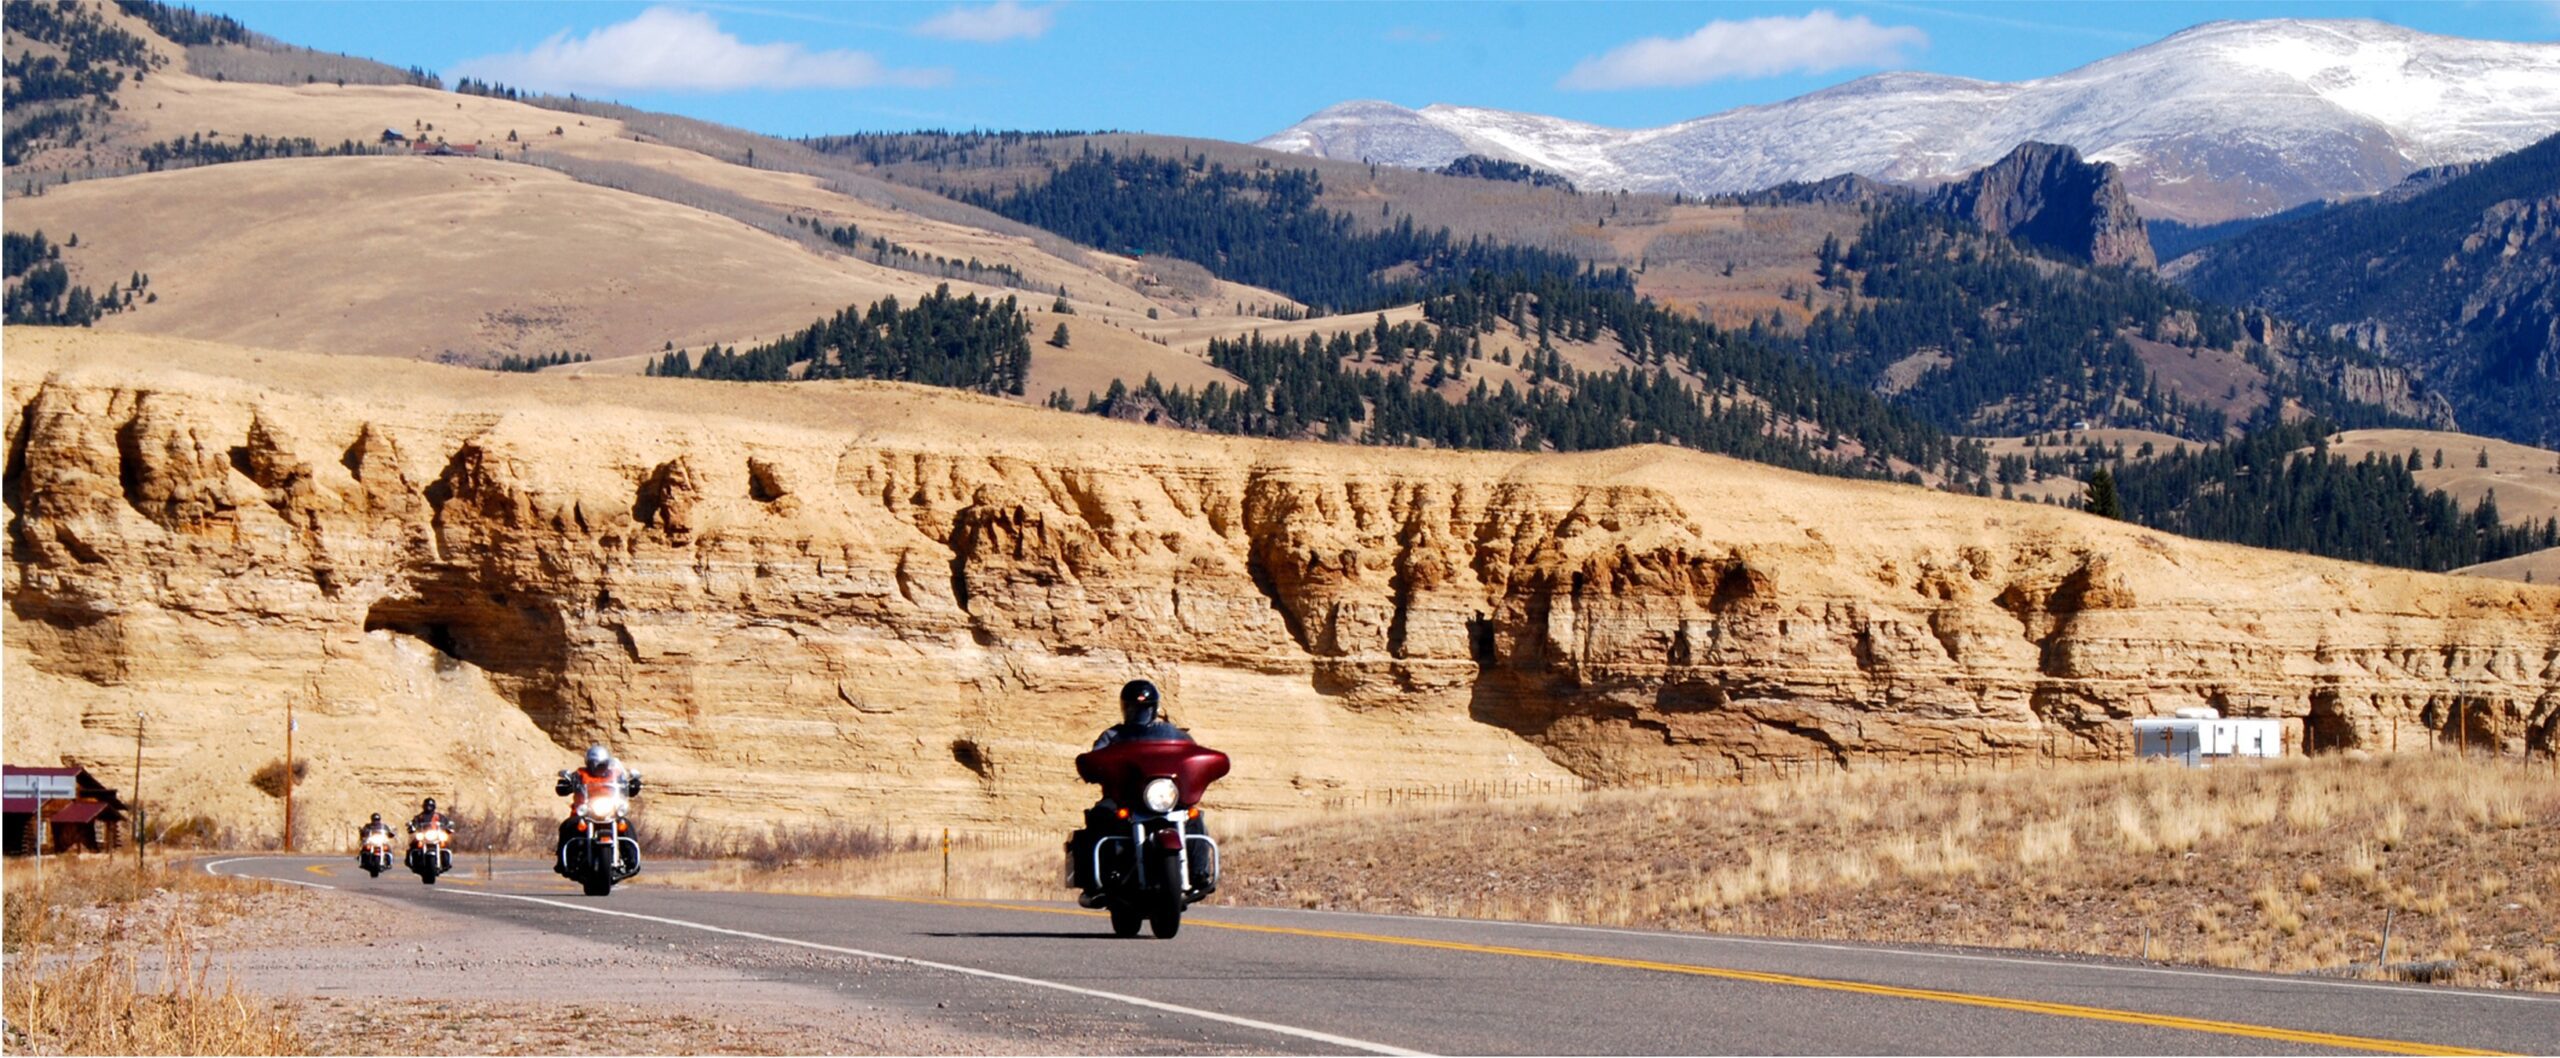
[1119,679,1161,727]
[421,798,436,813]
[370,813,383,823]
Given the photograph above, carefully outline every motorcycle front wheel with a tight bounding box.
[1148,896,1182,939]
[583,877,614,897]
[1108,903,1143,937]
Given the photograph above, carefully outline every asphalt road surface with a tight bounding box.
[204,856,2552,1055]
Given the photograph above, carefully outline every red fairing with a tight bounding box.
[1075,739,1230,808]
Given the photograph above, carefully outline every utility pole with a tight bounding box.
[284,696,297,852]
[134,711,146,879]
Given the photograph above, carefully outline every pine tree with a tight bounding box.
[2083,467,2124,519]
[1049,323,1070,348]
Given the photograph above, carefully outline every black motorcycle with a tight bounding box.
[405,821,452,884]
[358,829,394,878]
[557,771,642,897]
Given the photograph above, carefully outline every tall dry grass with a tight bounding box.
[3,856,307,1054]
[659,828,1057,901]
[1225,754,2560,991]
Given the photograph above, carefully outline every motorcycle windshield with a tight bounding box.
[1075,738,1229,808]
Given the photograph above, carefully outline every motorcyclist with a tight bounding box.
[407,798,455,841]
[554,744,640,876]
[1093,679,1184,749]
[405,799,456,873]
[357,813,395,861]
[1069,680,1199,896]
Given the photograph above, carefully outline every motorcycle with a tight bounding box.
[406,823,452,884]
[358,830,394,877]
[557,773,641,897]
[1069,734,1229,938]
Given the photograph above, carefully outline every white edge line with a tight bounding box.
[1235,905,2560,1005]
[202,857,335,890]
[204,855,2551,1008]
[440,887,1428,1057]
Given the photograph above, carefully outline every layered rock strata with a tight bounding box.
[7,334,2555,835]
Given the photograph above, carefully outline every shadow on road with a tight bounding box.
[920,930,1121,940]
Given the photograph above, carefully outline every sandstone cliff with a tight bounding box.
[6,333,2555,838]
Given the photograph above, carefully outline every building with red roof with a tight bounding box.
[3,764,131,855]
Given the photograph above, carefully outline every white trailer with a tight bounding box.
[2132,708,2284,767]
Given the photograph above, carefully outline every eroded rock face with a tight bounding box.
[6,337,2557,834]
[1927,142,2159,270]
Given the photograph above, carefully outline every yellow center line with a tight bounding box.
[304,864,335,877]
[862,894,2505,1057]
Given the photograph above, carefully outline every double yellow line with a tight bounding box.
[879,895,2507,1056]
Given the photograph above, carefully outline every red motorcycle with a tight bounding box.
[1070,736,1229,938]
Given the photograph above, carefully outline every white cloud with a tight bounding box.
[913,1,1057,43]
[1559,9,1927,90]
[451,7,947,93]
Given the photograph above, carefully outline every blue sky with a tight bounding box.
[188,1,2560,140]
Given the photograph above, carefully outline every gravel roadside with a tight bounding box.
[176,877,1029,1054]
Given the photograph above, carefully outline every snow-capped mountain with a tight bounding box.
[1256,20,2560,224]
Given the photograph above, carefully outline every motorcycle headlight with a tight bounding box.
[1142,778,1180,815]
[419,828,445,843]
[584,795,624,820]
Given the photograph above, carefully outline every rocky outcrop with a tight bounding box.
[2176,133,2560,447]
[1926,142,2158,270]
[7,334,2557,837]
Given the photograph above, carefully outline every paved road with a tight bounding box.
[205,855,2550,1055]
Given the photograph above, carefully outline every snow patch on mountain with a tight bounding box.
[1256,20,2560,224]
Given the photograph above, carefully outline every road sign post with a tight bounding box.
[284,698,296,852]
[134,712,147,879]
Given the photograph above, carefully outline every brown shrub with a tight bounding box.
[246,758,309,798]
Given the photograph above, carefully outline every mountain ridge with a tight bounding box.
[2173,132,2560,447]
[1258,19,2560,224]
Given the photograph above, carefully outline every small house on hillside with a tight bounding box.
[2,765,131,855]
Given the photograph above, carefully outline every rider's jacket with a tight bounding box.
[1091,719,1190,751]
[562,763,634,812]
[359,822,395,842]
[408,811,454,835]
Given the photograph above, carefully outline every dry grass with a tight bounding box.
[660,832,1057,902]
[3,855,308,1054]
[1222,754,2560,991]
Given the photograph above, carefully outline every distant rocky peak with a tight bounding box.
[1926,142,2157,270]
